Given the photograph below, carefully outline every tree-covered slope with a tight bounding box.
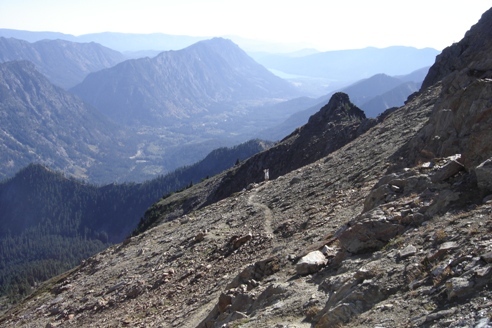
[0,139,270,302]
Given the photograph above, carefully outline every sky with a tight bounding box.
[0,0,490,51]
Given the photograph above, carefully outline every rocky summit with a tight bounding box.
[2,7,492,328]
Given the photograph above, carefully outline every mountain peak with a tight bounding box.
[186,37,240,54]
[316,92,366,123]
[71,38,299,126]
[421,6,492,90]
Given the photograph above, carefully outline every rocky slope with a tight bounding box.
[0,81,440,328]
[2,7,492,328]
[0,37,125,89]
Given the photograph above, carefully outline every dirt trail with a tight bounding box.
[247,189,274,236]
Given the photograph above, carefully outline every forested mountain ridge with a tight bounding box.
[0,139,270,304]
[70,37,301,127]
[0,37,125,89]
[0,60,136,182]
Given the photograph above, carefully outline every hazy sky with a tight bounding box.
[1,0,490,51]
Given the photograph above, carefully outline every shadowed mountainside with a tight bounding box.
[0,139,271,304]
[0,60,134,182]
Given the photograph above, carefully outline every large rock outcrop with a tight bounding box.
[394,7,492,171]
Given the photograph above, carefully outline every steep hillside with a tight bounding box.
[0,139,270,305]
[0,84,440,328]
[0,60,136,182]
[0,60,269,183]
[204,92,376,205]
[2,7,492,328]
[0,37,125,88]
[71,37,300,127]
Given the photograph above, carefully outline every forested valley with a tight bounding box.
[0,139,270,303]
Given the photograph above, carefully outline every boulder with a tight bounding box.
[232,233,252,249]
[446,277,474,299]
[431,159,464,183]
[476,158,492,192]
[296,251,327,275]
[338,210,405,254]
[399,245,417,258]
[480,251,492,263]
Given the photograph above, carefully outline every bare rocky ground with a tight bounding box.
[0,84,467,328]
[2,7,492,328]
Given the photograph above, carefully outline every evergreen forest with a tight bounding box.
[0,139,270,302]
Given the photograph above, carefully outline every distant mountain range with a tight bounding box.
[0,33,435,183]
[0,29,313,54]
[0,37,125,88]
[70,37,301,127]
[0,39,300,183]
[254,46,439,81]
[256,68,427,141]
[0,60,137,182]
[0,29,439,96]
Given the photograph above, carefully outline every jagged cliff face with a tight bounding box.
[400,7,492,171]
[3,7,492,328]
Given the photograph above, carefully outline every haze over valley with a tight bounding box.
[1,2,492,326]
[0,31,440,183]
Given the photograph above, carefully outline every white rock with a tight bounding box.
[296,251,327,275]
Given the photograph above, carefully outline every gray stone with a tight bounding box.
[126,284,145,299]
[446,277,474,299]
[321,245,337,257]
[431,159,464,183]
[399,245,417,258]
[228,311,248,321]
[232,233,252,249]
[194,232,206,242]
[389,184,402,192]
[424,308,456,322]
[480,251,492,263]
[338,210,405,254]
[475,318,491,328]
[483,194,492,204]
[439,241,459,251]
[296,251,327,275]
[289,177,301,185]
[476,158,492,192]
